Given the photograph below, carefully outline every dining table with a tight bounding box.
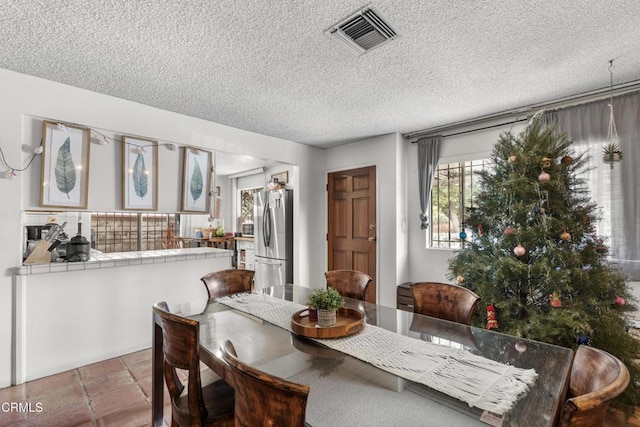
[152,284,574,427]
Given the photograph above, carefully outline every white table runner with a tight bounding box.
[216,292,537,415]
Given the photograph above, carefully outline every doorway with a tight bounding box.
[327,166,377,303]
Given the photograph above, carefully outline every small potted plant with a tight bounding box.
[602,143,623,169]
[307,287,344,327]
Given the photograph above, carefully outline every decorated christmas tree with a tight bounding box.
[448,118,639,410]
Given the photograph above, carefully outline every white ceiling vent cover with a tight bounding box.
[326,5,400,55]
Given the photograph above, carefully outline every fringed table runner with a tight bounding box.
[216,292,537,415]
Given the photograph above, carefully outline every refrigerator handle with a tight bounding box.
[266,204,272,246]
[263,201,271,248]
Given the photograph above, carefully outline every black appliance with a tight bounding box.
[67,223,91,262]
[242,223,254,236]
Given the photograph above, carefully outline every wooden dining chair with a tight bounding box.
[153,302,235,427]
[410,282,480,325]
[220,340,310,427]
[559,345,630,427]
[200,269,255,300]
[325,269,372,301]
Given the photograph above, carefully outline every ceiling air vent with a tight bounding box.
[326,5,400,55]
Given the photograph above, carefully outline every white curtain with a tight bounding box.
[417,136,441,230]
[555,92,640,280]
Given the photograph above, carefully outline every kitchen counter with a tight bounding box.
[16,247,231,275]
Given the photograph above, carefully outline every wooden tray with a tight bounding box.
[291,307,364,339]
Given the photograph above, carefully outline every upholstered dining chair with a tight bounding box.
[200,269,254,300]
[410,282,480,325]
[560,345,630,427]
[220,340,310,427]
[153,302,235,427]
[325,269,373,301]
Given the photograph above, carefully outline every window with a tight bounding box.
[239,187,263,222]
[430,159,492,249]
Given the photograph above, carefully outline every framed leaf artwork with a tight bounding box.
[181,148,212,213]
[40,120,91,209]
[122,136,158,211]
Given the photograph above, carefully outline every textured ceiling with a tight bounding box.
[1,1,640,149]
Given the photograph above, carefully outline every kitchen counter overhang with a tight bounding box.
[16,247,231,275]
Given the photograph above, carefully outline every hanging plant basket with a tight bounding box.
[602,143,623,169]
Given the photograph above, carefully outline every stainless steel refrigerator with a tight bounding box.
[253,188,293,289]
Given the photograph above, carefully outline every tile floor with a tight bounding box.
[0,347,638,426]
[0,348,169,427]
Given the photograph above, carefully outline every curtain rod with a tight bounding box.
[405,79,640,141]
[411,117,529,142]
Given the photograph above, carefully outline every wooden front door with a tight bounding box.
[327,166,377,303]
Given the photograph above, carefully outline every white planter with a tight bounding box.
[317,309,337,327]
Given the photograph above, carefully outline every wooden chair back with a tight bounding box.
[201,269,254,300]
[410,282,480,325]
[153,302,234,426]
[325,269,372,301]
[221,340,310,427]
[560,345,630,426]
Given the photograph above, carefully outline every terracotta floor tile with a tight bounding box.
[120,349,151,368]
[127,360,152,382]
[0,383,26,401]
[79,358,127,382]
[26,401,93,427]
[26,370,81,398]
[96,399,151,427]
[136,376,153,399]
[89,382,146,418]
[0,407,27,426]
[84,370,135,398]
[34,382,86,413]
[163,402,173,426]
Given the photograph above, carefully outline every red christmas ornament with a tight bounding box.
[486,305,499,330]
[478,224,484,236]
[503,226,516,236]
[614,296,626,306]
[595,240,608,253]
[550,292,562,308]
[561,155,573,165]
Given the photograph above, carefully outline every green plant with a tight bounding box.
[602,142,623,159]
[307,287,344,311]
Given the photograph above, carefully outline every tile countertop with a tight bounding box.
[16,247,232,276]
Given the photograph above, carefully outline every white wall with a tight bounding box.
[325,133,406,307]
[0,68,325,387]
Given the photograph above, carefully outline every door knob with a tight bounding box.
[368,237,376,242]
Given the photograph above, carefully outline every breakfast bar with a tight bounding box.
[13,247,231,384]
